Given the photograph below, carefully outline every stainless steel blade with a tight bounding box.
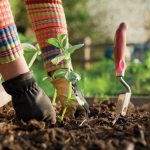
[72,83,90,114]
[113,92,131,125]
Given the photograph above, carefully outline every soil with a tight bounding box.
[0,100,150,150]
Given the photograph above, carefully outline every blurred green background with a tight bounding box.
[9,0,150,96]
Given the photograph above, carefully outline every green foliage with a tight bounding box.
[52,69,67,79]
[48,33,83,84]
[21,28,150,97]
[126,52,150,95]
[22,43,41,68]
[22,39,150,97]
[63,0,93,42]
[22,42,54,96]
[48,34,84,121]
[65,72,81,82]
[30,61,54,96]
[10,0,30,33]
[19,33,35,44]
[50,43,84,65]
[77,51,150,96]
[52,69,81,82]
[47,38,60,49]
[77,58,122,97]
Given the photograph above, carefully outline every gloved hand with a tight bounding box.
[51,70,86,119]
[2,71,56,124]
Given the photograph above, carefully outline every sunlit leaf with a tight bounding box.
[22,43,37,51]
[42,76,49,81]
[58,34,69,49]
[53,69,67,78]
[51,53,68,65]
[65,44,84,54]
[62,35,69,49]
[37,50,41,55]
[65,72,81,82]
[35,44,41,52]
[47,38,60,48]
[57,34,66,43]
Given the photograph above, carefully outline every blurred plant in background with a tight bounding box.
[21,37,150,97]
[63,0,95,43]
[78,50,150,96]
[10,0,30,34]
[127,51,150,95]
[20,38,54,96]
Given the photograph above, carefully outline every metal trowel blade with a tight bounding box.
[113,92,131,125]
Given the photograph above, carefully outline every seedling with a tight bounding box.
[47,34,89,121]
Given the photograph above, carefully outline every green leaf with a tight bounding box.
[35,44,41,52]
[62,35,69,49]
[42,76,49,81]
[65,72,81,82]
[22,43,37,51]
[57,34,66,44]
[37,50,41,55]
[65,44,84,54]
[57,34,69,49]
[47,38,60,48]
[51,53,69,65]
[53,69,67,79]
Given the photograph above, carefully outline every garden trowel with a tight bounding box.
[113,23,132,125]
[72,81,90,115]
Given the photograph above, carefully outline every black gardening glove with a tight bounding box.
[2,71,56,124]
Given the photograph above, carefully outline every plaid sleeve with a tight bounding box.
[0,0,23,64]
[25,0,68,73]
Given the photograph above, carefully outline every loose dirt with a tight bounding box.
[0,100,149,150]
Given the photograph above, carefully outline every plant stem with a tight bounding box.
[28,51,38,68]
[52,89,57,106]
[60,58,72,121]
[67,82,72,102]
[60,107,67,121]
[60,81,72,121]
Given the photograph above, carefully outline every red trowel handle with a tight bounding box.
[114,23,128,77]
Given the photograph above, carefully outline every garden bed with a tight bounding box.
[0,98,149,150]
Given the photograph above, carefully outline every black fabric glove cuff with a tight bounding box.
[2,71,35,96]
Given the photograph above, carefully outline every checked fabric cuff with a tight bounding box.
[0,0,23,64]
[25,0,68,73]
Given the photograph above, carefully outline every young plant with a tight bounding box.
[47,34,84,121]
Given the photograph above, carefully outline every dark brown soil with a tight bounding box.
[0,100,150,150]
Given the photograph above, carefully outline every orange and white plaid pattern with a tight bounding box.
[0,0,14,28]
[25,0,68,73]
[0,0,23,64]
